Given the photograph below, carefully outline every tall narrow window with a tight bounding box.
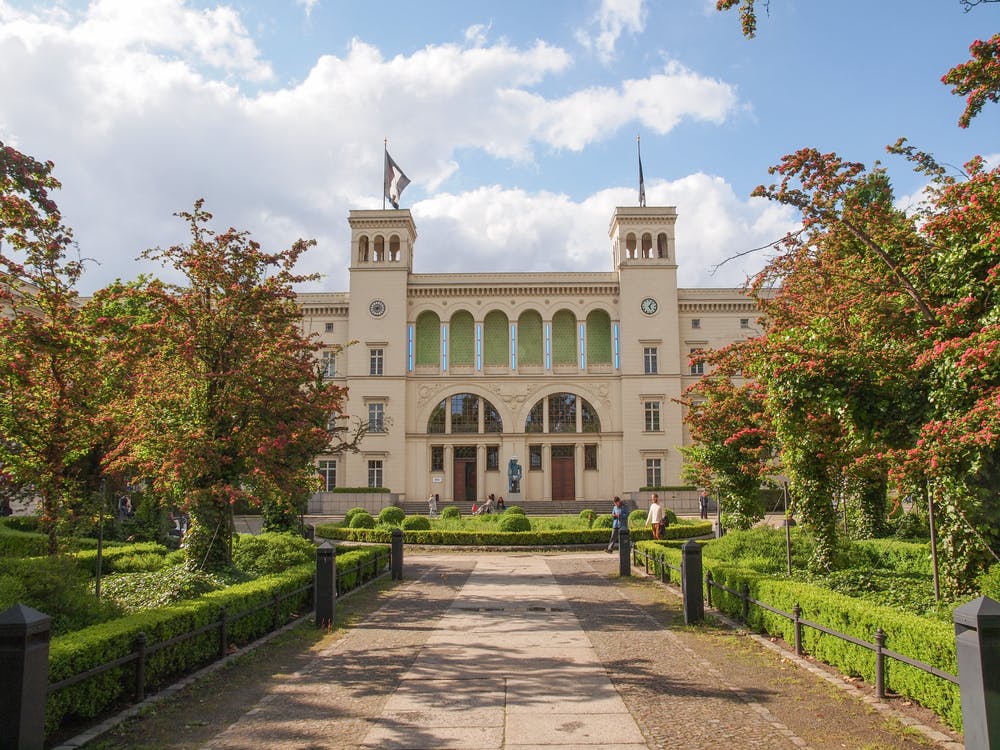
[584,445,597,470]
[486,446,499,471]
[529,445,542,470]
[368,403,385,433]
[431,446,444,472]
[643,347,657,375]
[321,350,336,378]
[318,460,336,491]
[690,348,705,376]
[613,323,620,369]
[370,348,384,376]
[644,401,661,432]
[646,458,662,488]
[368,460,383,488]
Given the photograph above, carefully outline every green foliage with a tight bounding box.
[441,506,461,520]
[73,542,169,575]
[348,511,375,529]
[578,509,595,526]
[891,510,930,540]
[662,509,678,526]
[0,555,119,635]
[99,564,225,614]
[1,515,41,532]
[593,514,613,529]
[343,506,368,525]
[0,524,51,557]
[977,564,1000,600]
[496,513,531,532]
[401,515,431,531]
[503,505,525,515]
[232,532,316,577]
[627,509,647,527]
[377,506,405,526]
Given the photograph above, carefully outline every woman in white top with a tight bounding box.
[645,494,664,540]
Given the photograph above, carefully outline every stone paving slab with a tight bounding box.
[196,551,960,750]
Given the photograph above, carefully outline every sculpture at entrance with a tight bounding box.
[508,456,522,494]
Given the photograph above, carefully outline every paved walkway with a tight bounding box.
[195,551,960,750]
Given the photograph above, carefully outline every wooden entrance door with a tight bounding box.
[551,445,575,501]
[453,447,477,502]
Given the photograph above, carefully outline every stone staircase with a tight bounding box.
[396,499,625,516]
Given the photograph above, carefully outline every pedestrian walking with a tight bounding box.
[606,496,626,552]
[428,493,439,517]
[699,490,709,520]
[646,493,664,540]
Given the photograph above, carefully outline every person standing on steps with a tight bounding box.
[606,496,626,553]
[699,490,710,520]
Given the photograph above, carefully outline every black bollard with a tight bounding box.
[681,539,704,624]
[0,604,51,750]
[618,526,631,577]
[391,528,404,580]
[954,596,1000,749]
[315,542,337,628]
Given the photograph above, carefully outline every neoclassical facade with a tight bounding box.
[300,206,757,504]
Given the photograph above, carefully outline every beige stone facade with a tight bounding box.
[301,206,757,505]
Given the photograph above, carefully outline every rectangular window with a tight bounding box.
[367,460,383,488]
[368,402,385,433]
[370,348,384,376]
[740,318,750,329]
[318,460,336,491]
[486,446,499,471]
[529,445,542,470]
[320,350,336,378]
[431,446,444,472]
[690,348,705,376]
[325,322,334,333]
[584,444,597,470]
[643,346,658,374]
[646,458,662,488]
[691,318,701,329]
[644,401,661,432]
[407,325,414,371]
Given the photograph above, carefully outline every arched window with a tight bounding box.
[450,310,474,366]
[523,393,602,434]
[484,401,503,433]
[415,311,440,366]
[374,235,385,262]
[552,309,576,365]
[427,400,446,433]
[626,232,637,259]
[518,310,543,366]
[389,234,401,262]
[483,310,508,366]
[451,393,478,432]
[642,233,653,258]
[359,236,369,263]
[657,232,668,259]
[586,310,612,364]
[425,394,503,433]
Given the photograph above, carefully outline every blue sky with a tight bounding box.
[1,0,997,294]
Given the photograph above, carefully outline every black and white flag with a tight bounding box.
[384,151,411,209]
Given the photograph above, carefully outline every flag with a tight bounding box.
[637,137,646,207]
[384,151,411,209]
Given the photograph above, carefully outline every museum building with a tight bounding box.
[300,205,758,506]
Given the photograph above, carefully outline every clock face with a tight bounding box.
[641,297,658,315]
[369,299,386,317]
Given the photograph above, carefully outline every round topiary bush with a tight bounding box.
[662,509,678,527]
[378,506,406,526]
[503,505,525,515]
[593,513,614,529]
[441,506,461,520]
[628,509,647,527]
[578,509,596,526]
[348,511,375,529]
[401,515,431,531]
[496,513,531,532]
[343,506,368,526]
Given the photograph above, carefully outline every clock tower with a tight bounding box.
[610,206,684,492]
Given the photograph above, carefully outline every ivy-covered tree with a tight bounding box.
[0,143,107,553]
[105,201,354,570]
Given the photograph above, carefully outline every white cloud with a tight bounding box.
[0,0,749,295]
[296,0,320,18]
[576,0,646,64]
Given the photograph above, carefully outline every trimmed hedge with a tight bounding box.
[635,541,962,730]
[0,519,104,558]
[44,544,389,737]
[314,520,711,547]
[401,515,431,531]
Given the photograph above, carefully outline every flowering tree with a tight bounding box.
[105,201,353,570]
[680,375,775,530]
[0,143,106,553]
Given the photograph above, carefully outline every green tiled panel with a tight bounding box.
[586,310,612,363]
[484,310,508,366]
[552,309,576,364]
[450,311,475,366]
[518,311,543,365]
[416,311,440,366]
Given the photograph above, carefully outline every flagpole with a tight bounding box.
[383,138,387,210]
[637,134,645,208]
